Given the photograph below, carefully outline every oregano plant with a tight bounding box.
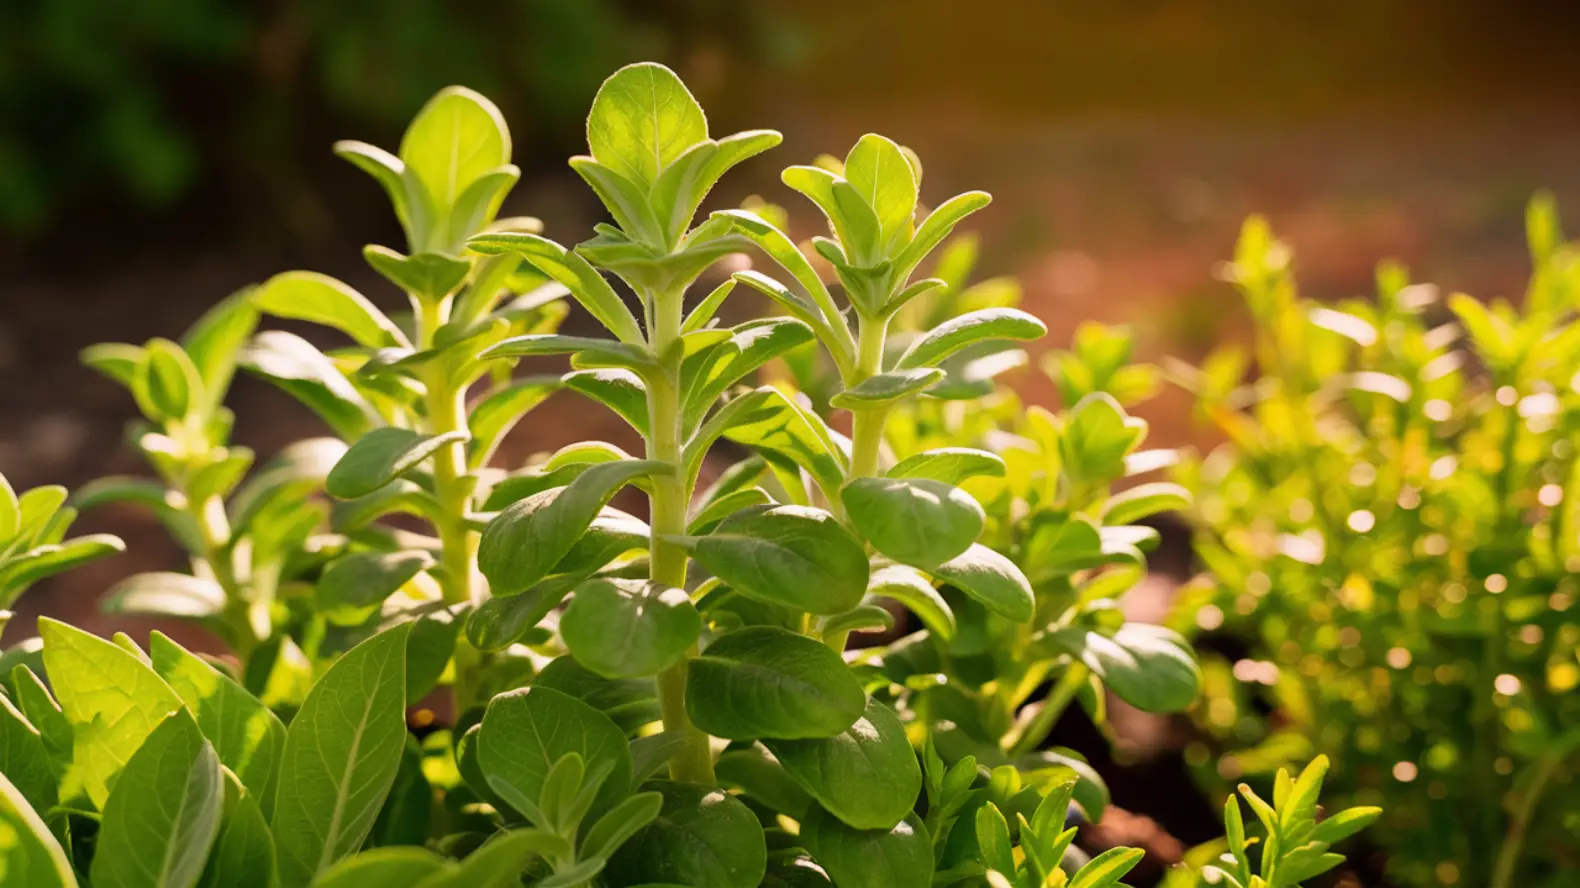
[0,61,1385,888]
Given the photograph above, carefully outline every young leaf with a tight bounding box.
[586,62,708,189]
[560,579,701,678]
[363,247,472,302]
[1,536,127,606]
[1069,624,1200,714]
[764,698,922,830]
[1060,393,1146,484]
[1102,481,1191,526]
[887,448,1005,487]
[0,694,57,815]
[467,376,560,469]
[416,828,569,888]
[479,459,670,595]
[1069,846,1144,888]
[867,564,956,640]
[841,477,984,568]
[895,308,1046,370]
[37,617,184,808]
[399,86,511,238]
[148,631,286,800]
[579,790,664,862]
[603,780,767,888]
[467,231,645,345]
[315,550,435,626]
[308,847,449,888]
[929,544,1035,622]
[477,686,633,829]
[844,134,918,255]
[565,369,650,436]
[326,428,468,500]
[829,368,943,410]
[271,622,413,887]
[253,272,407,349]
[464,575,577,652]
[0,769,76,888]
[974,803,1015,876]
[686,626,866,740]
[91,710,225,888]
[181,291,260,413]
[894,191,992,280]
[801,809,933,888]
[670,505,868,615]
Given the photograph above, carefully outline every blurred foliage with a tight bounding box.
[1170,198,1580,888]
[0,0,789,236]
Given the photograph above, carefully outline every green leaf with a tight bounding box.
[181,291,259,414]
[415,828,568,888]
[651,131,782,245]
[802,808,933,888]
[895,308,1046,370]
[315,551,434,626]
[399,86,511,222]
[1311,805,1382,845]
[841,477,984,568]
[91,711,224,888]
[714,746,813,818]
[829,368,943,410]
[0,474,18,545]
[135,338,199,421]
[672,505,868,615]
[1102,481,1191,526]
[713,211,851,362]
[149,632,286,800]
[687,626,865,740]
[467,376,561,469]
[326,428,468,500]
[467,232,645,345]
[0,769,76,888]
[308,847,448,888]
[894,191,992,281]
[1069,847,1144,888]
[570,157,666,246]
[843,134,918,255]
[1061,394,1146,484]
[334,141,421,248]
[465,576,577,652]
[586,63,708,188]
[82,342,146,389]
[38,617,184,809]
[479,460,670,595]
[1062,624,1200,714]
[477,686,632,829]
[867,564,955,641]
[0,694,57,817]
[930,544,1034,622]
[713,388,849,503]
[271,622,412,887]
[480,334,657,372]
[687,487,772,535]
[101,572,226,620]
[240,332,377,440]
[683,319,816,427]
[822,604,893,636]
[561,579,701,679]
[566,369,649,436]
[254,272,406,350]
[604,780,766,888]
[198,773,276,888]
[363,247,472,302]
[764,698,921,830]
[0,535,126,605]
[974,803,1015,876]
[579,791,664,862]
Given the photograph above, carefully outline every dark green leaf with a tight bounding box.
[315,551,434,626]
[466,577,578,653]
[930,544,1034,622]
[829,368,943,410]
[363,247,471,302]
[467,376,561,469]
[687,627,864,740]
[672,505,868,615]
[477,686,632,828]
[326,428,467,500]
[841,477,983,568]
[198,773,275,888]
[534,657,660,737]
[561,579,701,679]
[0,694,57,816]
[715,746,813,818]
[764,699,921,830]
[604,780,766,888]
[802,809,933,888]
[867,565,955,641]
[272,623,412,887]
[565,369,649,436]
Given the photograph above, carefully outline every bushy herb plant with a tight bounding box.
[0,61,1378,888]
[1173,201,1580,887]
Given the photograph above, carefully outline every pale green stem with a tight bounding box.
[647,287,716,785]
[824,315,890,653]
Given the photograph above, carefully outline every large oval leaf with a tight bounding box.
[1067,623,1201,714]
[930,544,1034,622]
[604,780,766,888]
[477,686,632,828]
[686,627,864,740]
[91,711,224,888]
[149,632,285,801]
[672,505,868,615]
[271,622,412,887]
[479,460,668,596]
[764,699,921,830]
[561,579,701,679]
[841,477,983,568]
[38,617,184,808]
[802,809,933,888]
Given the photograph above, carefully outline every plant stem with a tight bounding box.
[420,297,483,708]
[825,314,891,654]
[646,287,715,785]
[1005,663,1088,759]
[1490,752,1559,888]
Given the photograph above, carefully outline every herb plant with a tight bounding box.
[0,470,124,653]
[0,61,1384,888]
[1173,201,1580,887]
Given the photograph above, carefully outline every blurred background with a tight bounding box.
[5,0,1580,878]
